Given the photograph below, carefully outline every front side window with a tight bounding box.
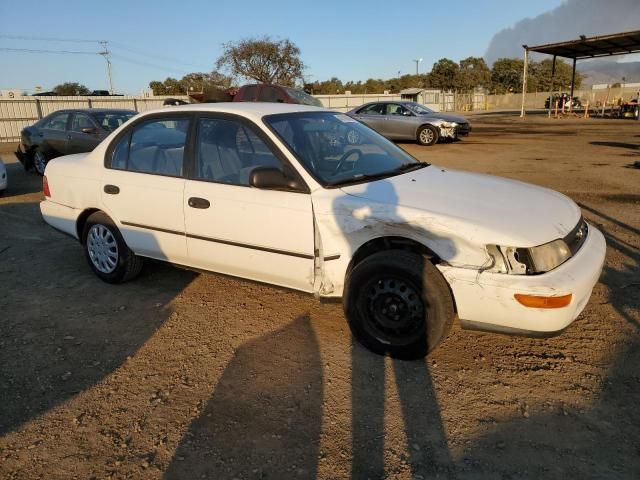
[71,113,96,133]
[405,102,434,115]
[265,112,426,187]
[109,118,189,176]
[386,104,410,116]
[195,117,284,186]
[239,86,258,102]
[43,113,70,131]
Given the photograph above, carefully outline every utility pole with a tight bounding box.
[99,40,114,94]
[413,58,423,75]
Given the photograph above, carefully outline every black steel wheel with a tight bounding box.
[344,250,454,359]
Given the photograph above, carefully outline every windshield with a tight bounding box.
[284,87,324,107]
[264,111,427,187]
[91,111,136,131]
[405,102,434,115]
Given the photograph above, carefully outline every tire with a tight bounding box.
[33,148,48,176]
[82,212,143,284]
[344,250,454,360]
[417,125,439,146]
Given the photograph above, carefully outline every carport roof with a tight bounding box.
[400,88,424,94]
[526,30,640,59]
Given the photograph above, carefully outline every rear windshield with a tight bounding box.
[284,87,324,107]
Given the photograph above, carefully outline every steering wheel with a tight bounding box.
[332,149,362,176]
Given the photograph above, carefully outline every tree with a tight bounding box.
[458,57,491,91]
[149,71,234,96]
[529,58,582,92]
[427,58,460,91]
[216,36,305,86]
[491,58,524,94]
[52,82,90,96]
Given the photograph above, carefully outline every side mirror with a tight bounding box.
[403,110,413,116]
[249,167,304,192]
[81,127,97,134]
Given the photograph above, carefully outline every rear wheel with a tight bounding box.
[33,149,47,176]
[82,212,143,283]
[417,125,439,146]
[344,250,454,359]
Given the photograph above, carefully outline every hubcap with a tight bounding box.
[87,224,119,274]
[365,276,425,344]
[34,152,46,174]
[420,129,434,144]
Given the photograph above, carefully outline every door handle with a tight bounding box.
[104,184,120,195]
[188,197,210,209]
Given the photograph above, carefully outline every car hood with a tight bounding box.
[338,166,581,248]
[419,112,468,123]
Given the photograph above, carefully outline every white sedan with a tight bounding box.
[40,103,606,359]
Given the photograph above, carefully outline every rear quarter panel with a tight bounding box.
[45,153,101,211]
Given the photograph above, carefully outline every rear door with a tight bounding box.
[184,114,315,291]
[68,112,102,153]
[353,103,386,134]
[39,112,71,156]
[101,115,191,264]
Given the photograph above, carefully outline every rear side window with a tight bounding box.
[71,113,96,133]
[239,86,258,101]
[258,86,286,103]
[357,104,385,115]
[42,113,70,130]
[108,118,190,176]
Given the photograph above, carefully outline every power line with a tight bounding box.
[0,47,99,55]
[111,53,197,76]
[0,34,102,43]
[109,41,207,70]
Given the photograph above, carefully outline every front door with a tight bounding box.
[354,103,386,134]
[100,116,191,264]
[382,103,416,140]
[68,113,103,153]
[184,115,315,292]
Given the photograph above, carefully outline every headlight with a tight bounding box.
[487,239,572,275]
[439,121,458,128]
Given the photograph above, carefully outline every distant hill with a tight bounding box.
[578,60,640,86]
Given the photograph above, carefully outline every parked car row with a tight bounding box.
[38,101,604,359]
[15,109,135,174]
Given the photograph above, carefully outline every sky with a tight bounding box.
[0,0,567,94]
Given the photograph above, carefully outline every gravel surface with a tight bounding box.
[0,113,638,479]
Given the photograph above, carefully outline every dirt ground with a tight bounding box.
[0,113,638,480]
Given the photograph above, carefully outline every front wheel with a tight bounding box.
[82,212,143,283]
[344,250,454,359]
[417,125,439,146]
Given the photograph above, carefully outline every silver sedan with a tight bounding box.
[347,101,471,146]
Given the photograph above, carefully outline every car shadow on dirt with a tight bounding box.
[164,314,324,479]
[0,200,197,435]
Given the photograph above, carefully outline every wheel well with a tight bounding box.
[348,236,441,275]
[76,208,101,242]
[347,236,457,314]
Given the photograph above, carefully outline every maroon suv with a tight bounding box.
[233,84,323,107]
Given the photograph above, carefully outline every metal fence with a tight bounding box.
[0,95,189,143]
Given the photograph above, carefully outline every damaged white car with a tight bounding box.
[40,103,606,359]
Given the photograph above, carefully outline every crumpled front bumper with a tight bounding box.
[438,224,606,336]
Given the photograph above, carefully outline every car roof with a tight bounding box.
[139,102,328,121]
[47,108,135,114]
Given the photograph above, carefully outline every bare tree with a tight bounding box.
[216,36,305,86]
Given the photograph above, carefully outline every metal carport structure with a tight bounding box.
[520,30,640,117]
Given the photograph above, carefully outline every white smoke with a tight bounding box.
[485,0,640,64]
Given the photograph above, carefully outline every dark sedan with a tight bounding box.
[15,108,135,174]
[347,101,471,146]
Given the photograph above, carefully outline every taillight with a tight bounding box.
[43,175,51,197]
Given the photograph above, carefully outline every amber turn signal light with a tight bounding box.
[514,293,572,308]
